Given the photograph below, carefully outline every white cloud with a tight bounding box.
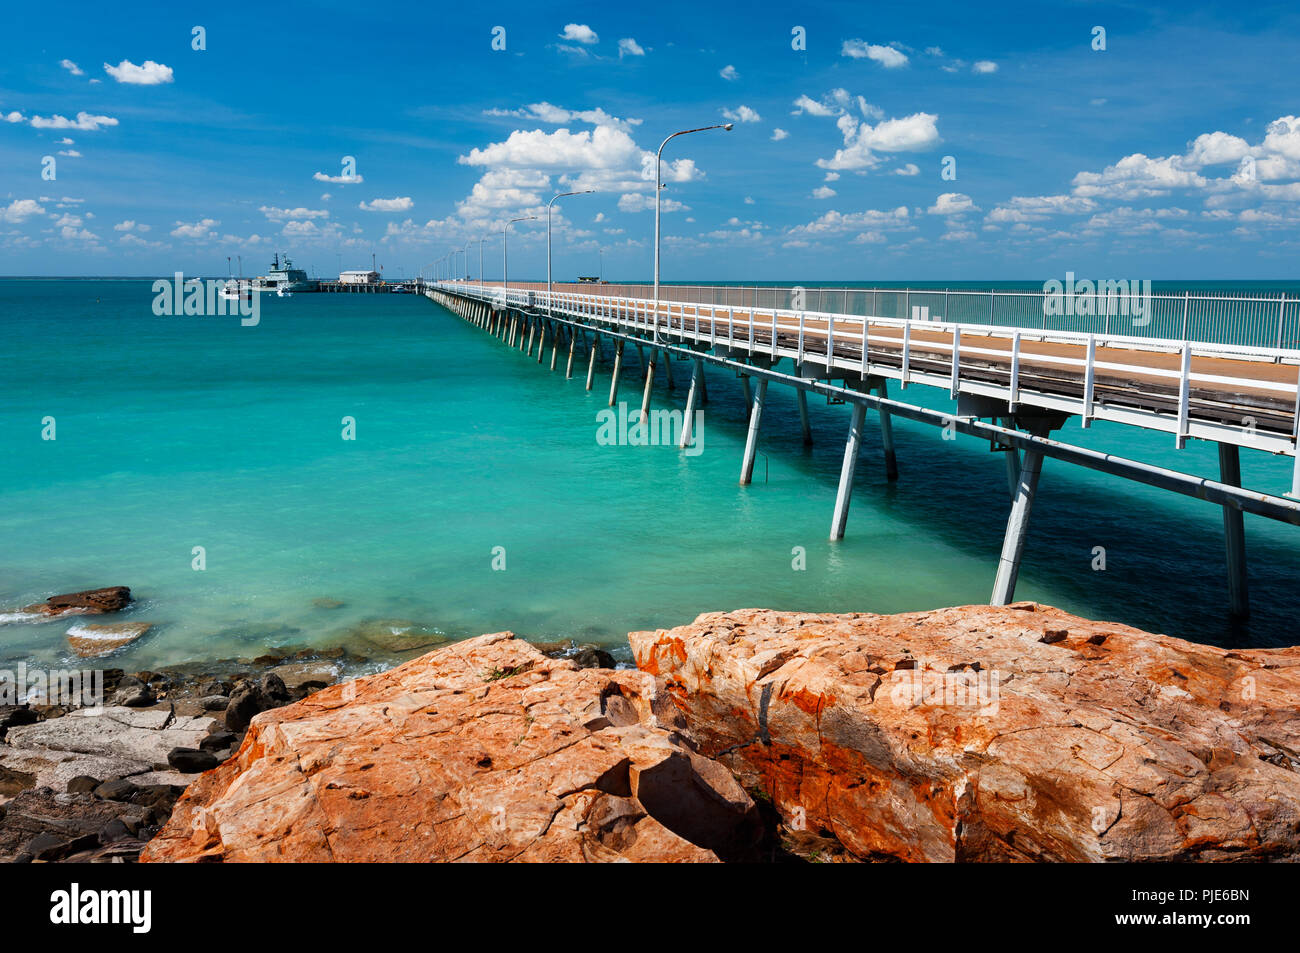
[618,38,645,58]
[1072,154,1207,200]
[1183,131,1251,168]
[792,95,836,118]
[171,218,219,239]
[816,112,941,171]
[486,103,641,133]
[812,186,836,199]
[59,224,98,242]
[359,197,414,212]
[313,171,364,184]
[462,125,643,174]
[722,105,761,123]
[559,24,599,44]
[744,196,756,204]
[3,111,25,123]
[618,193,687,213]
[792,89,883,121]
[929,192,980,215]
[113,220,136,231]
[26,111,118,131]
[986,194,1098,223]
[59,59,85,76]
[972,60,998,74]
[770,128,789,142]
[57,149,81,157]
[719,64,738,81]
[894,163,920,176]
[841,40,908,68]
[260,205,330,221]
[1,199,45,223]
[786,206,912,239]
[103,59,173,85]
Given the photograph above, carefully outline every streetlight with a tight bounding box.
[653,122,733,340]
[503,216,538,293]
[547,190,595,317]
[475,237,486,291]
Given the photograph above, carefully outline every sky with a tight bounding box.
[2,0,1299,281]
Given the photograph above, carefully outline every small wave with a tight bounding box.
[65,622,137,641]
[0,607,92,625]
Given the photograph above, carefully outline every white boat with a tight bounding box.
[277,287,292,298]
[220,282,252,302]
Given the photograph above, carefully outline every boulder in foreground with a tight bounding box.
[142,633,761,862]
[630,604,1300,862]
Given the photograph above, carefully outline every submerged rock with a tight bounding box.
[66,621,153,658]
[143,633,761,862]
[630,604,1300,863]
[349,618,448,653]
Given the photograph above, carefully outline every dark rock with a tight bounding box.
[27,832,70,861]
[109,676,155,707]
[253,654,286,666]
[0,706,39,740]
[196,679,229,697]
[112,685,155,707]
[260,673,289,702]
[167,747,219,773]
[199,695,229,711]
[200,731,237,753]
[572,648,617,670]
[225,682,270,732]
[66,775,101,795]
[21,586,131,617]
[132,785,181,810]
[98,819,132,844]
[93,778,137,802]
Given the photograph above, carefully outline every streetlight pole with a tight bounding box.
[653,122,732,341]
[477,237,485,292]
[503,216,537,293]
[547,190,595,318]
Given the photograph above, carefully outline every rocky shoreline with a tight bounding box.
[0,587,614,863]
[5,592,1300,863]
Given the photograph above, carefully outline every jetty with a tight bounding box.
[424,280,1300,617]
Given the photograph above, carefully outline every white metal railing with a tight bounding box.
[433,282,1300,468]
[450,281,1300,351]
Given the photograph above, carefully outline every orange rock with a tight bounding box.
[142,633,760,863]
[629,605,1300,862]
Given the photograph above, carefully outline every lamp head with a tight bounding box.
[723,123,734,131]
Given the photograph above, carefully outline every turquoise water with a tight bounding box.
[2,278,1298,675]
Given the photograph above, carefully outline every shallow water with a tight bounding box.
[2,278,1298,674]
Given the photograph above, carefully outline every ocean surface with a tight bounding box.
[2,277,1299,674]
